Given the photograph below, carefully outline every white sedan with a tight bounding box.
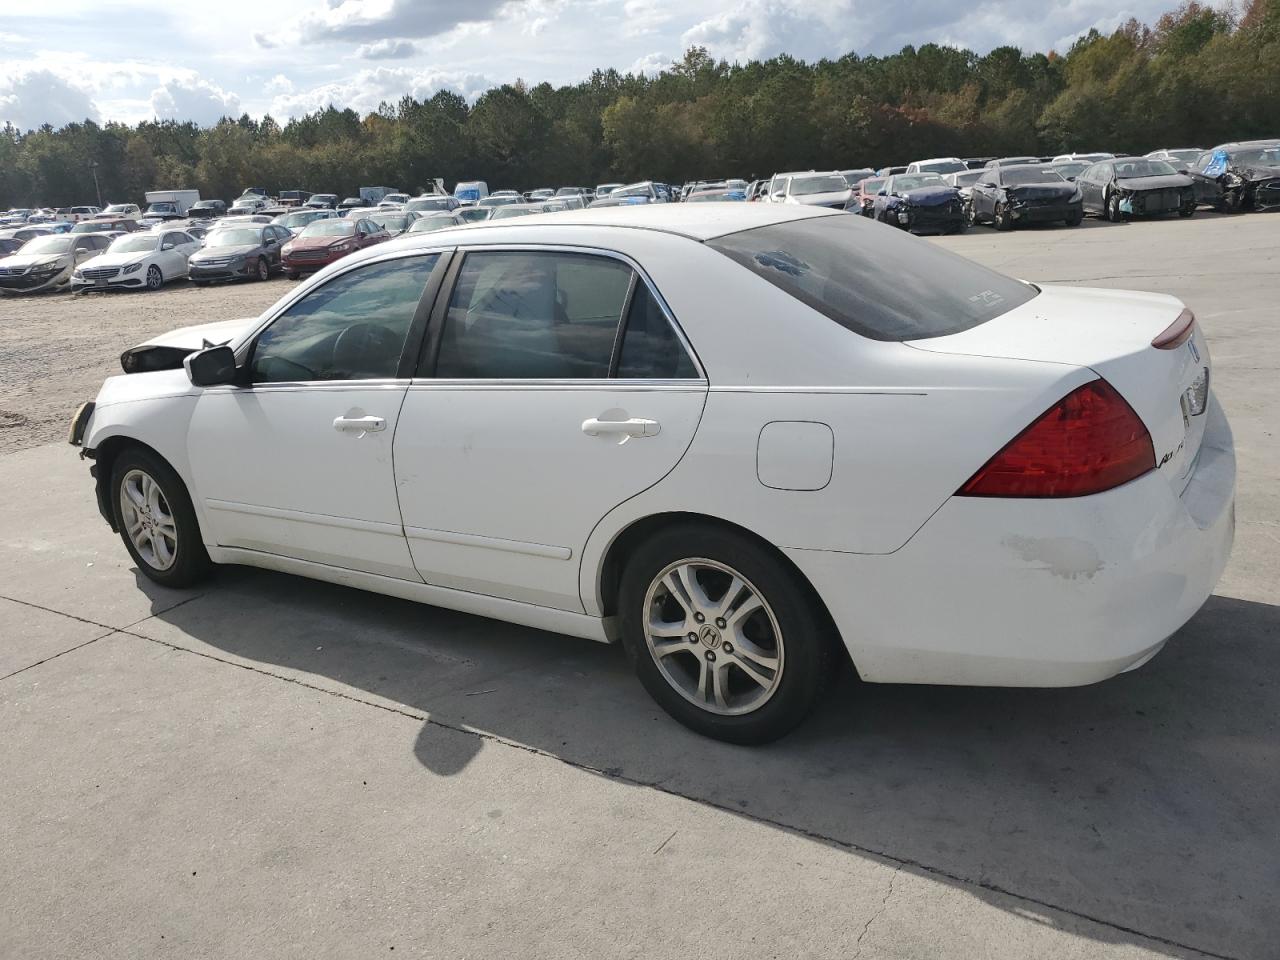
[70,229,202,292]
[69,204,1235,743]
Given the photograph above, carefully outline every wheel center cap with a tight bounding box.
[698,624,722,649]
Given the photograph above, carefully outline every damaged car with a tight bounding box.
[1186,141,1280,212]
[871,174,966,233]
[0,233,111,294]
[1076,158,1196,220]
[969,164,1083,230]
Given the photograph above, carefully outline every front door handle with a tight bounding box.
[333,415,386,436]
[581,417,661,441]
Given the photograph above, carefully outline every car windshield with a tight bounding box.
[103,204,131,213]
[861,179,884,194]
[918,160,966,174]
[370,215,408,230]
[1114,159,1178,178]
[110,235,159,253]
[406,197,452,212]
[951,171,984,186]
[790,175,848,195]
[1050,162,1088,178]
[688,191,736,202]
[69,223,106,233]
[539,201,570,212]
[1003,167,1065,185]
[707,214,1037,341]
[276,212,323,228]
[22,235,74,254]
[478,196,519,207]
[300,220,354,238]
[554,188,582,196]
[1164,150,1201,165]
[611,183,652,198]
[409,217,456,232]
[893,174,946,191]
[490,207,535,219]
[1231,146,1280,166]
[842,171,874,186]
[206,229,262,247]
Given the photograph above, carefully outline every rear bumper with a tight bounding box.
[789,395,1235,687]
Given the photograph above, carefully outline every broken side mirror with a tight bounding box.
[184,345,239,387]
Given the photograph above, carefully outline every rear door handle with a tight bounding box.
[581,417,661,440]
[333,415,386,436]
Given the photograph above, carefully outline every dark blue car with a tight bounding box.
[871,174,967,234]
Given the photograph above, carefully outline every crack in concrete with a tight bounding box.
[851,865,898,959]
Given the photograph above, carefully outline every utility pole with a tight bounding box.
[90,161,101,207]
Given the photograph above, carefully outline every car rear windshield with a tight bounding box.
[1003,167,1064,185]
[790,175,848,195]
[706,213,1037,341]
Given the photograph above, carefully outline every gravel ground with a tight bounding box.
[0,278,291,454]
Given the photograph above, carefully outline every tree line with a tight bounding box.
[1,0,1277,208]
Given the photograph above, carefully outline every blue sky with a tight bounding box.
[0,0,1188,130]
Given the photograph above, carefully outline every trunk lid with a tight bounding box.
[907,285,1211,492]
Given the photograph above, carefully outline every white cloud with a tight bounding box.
[629,52,672,76]
[149,77,242,125]
[264,73,295,95]
[269,66,493,117]
[355,37,418,59]
[0,69,99,130]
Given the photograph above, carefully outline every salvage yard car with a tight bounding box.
[281,217,389,278]
[1077,158,1196,220]
[871,173,966,233]
[0,233,110,293]
[70,229,201,292]
[68,204,1234,745]
[1186,141,1280,212]
[188,225,292,285]
[969,164,1083,229]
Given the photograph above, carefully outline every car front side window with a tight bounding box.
[250,254,440,384]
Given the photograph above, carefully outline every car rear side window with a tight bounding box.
[434,251,632,379]
[706,213,1037,341]
[616,282,699,379]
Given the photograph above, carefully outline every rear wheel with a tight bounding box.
[255,256,269,281]
[110,446,211,588]
[287,271,300,281]
[618,525,837,744]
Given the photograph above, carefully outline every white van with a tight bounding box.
[453,181,490,205]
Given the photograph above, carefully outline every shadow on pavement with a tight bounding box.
[146,567,1279,959]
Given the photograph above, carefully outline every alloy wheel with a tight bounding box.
[643,558,784,716]
[119,468,178,570]
[146,265,162,290]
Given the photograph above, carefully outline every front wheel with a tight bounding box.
[618,525,837,744]
[1179,202,1196,218]
[994,202,1013,231]
[145,264,163,290]
[110,447,211,588]
[1065,213,1082,227]
[1106,193,1125,222]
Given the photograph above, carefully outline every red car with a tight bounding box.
[853,177,885,216]
[281,217,389,278]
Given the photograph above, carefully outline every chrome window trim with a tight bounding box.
[425,241,706,383]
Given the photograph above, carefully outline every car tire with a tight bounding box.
[287,271,300,281]
[994,202,1013,231]
[256,257,269,281]
[1179,203,1196,218]
[145,265,163,290]
[963,202,975,226]
[110,446,211,588]
[617,524,838,744]
[1106,193,1124,223]
[1065,213,1082,227]
[1222,189,1242,213]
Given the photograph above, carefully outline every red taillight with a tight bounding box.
[958,379,1155,498]
[1152,308,1195,349]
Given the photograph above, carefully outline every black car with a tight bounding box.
[1186,141,1280,212]
[337,197,365,211]
[305,194,339,210]
[870,174,966,234]
[970,165,1083,229]
[188,224,291,284]
[188,199,227,219]
[1076,158,1196,221]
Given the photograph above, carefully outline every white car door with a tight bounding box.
[393,248,708,612]
[187,251,445,579]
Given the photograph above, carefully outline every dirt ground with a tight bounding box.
[0,278,292,455]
